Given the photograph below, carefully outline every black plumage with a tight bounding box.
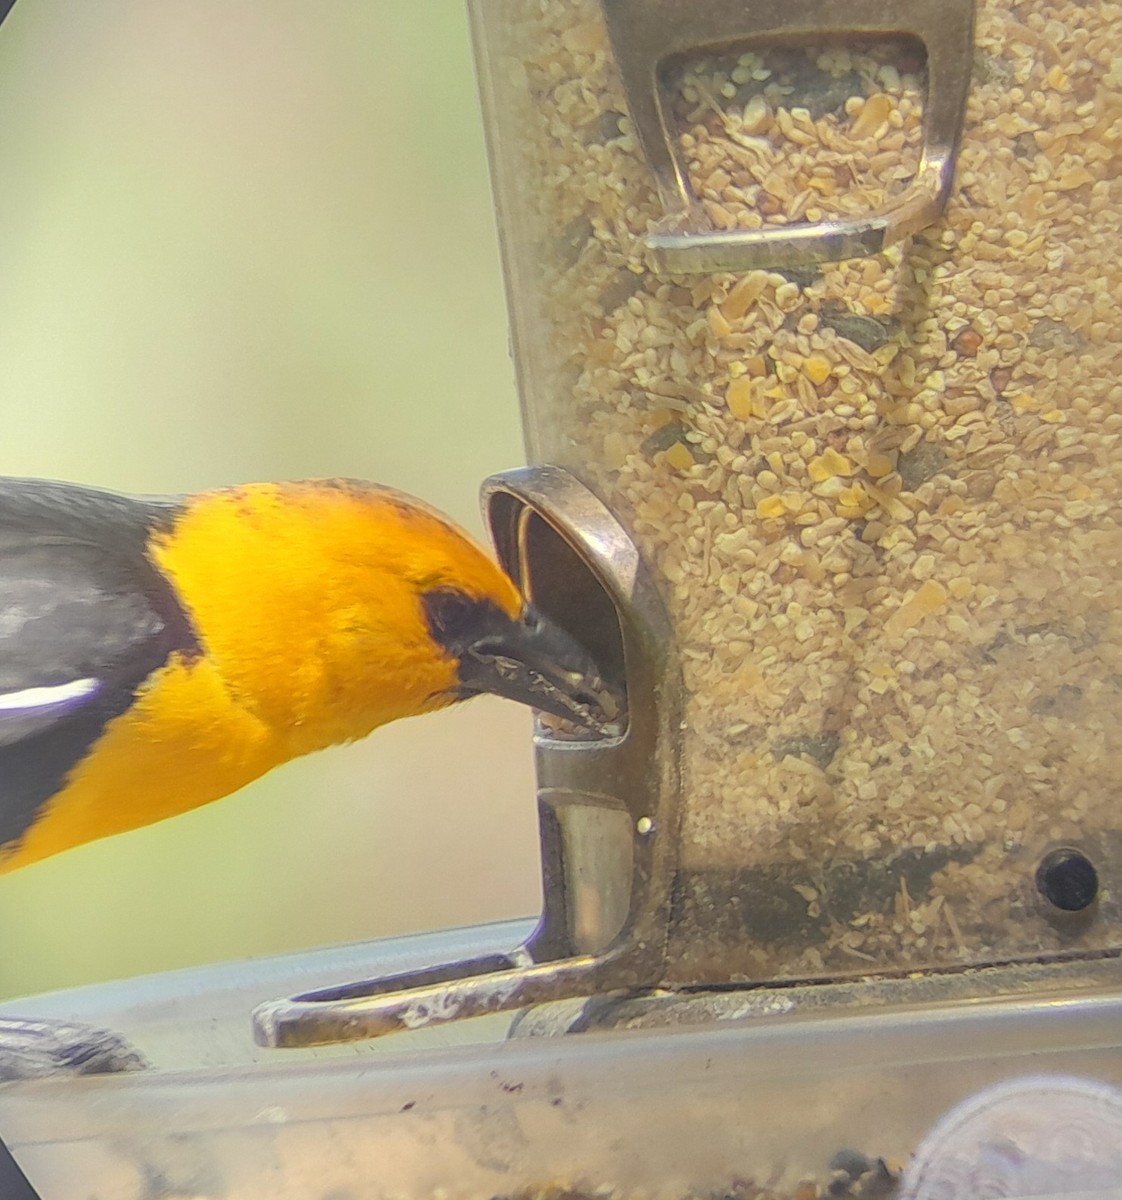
[0,478,199,846]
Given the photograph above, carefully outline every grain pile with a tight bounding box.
[476,0,1122,977]
[496,1164,899,1200]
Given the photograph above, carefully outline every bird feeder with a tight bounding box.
[5,0,1122,1195]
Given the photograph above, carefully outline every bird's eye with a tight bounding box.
[421,587,485,648]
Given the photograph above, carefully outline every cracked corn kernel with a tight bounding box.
[662,441,695,471]
[756,495,787,519]
[885,580,949,635]
[726,376,755,420]
[864,483,912,522]
[836,483,874,516]
[807,447,854,481]
[803,353,832,385]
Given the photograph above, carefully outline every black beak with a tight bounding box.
[422,590,623,732]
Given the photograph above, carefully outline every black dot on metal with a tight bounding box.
[1035,847,1099,913]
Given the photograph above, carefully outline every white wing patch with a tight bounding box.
[0,678,100,712]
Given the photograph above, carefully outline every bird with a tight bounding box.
[0,474,619,874]
[0,474,622,1094]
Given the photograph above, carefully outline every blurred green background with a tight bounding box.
[0,0,542,999]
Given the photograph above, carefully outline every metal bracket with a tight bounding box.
[600,0,976,272]
[253,468,683,1048]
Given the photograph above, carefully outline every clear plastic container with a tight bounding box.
[468,0,1122,980]
[3,932,1122,1199]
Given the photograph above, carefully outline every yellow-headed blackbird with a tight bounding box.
[0,475,616,873]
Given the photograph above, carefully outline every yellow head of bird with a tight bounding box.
[151,479,618,752]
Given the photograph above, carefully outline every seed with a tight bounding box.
[808,448,855,482]
[663,441,695,471]
[603,432,628,470]
[756,495,787,519]
[721,271,770,321]
[866,452,896,477]
[744,355,769,377]
[849,92,893,139]
[913,554,936,580]
[774,281,801,310]
[951,327,983,357]
[803,353,832,385]
[1055,166,1094,190]
[885,580,949,635]
[726,377,755,420]
[559,21,604,54]
[708,306,732,338]
[741,93,771,133]
[715,528,750,554]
